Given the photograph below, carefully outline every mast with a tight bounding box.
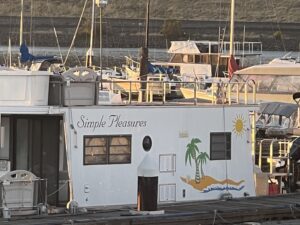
[228,0,238,78]
[97,0,108,90]
[229,0,235,56]
[139,0,150,102]
[20,0,24,46]
[87,0,96,67]
[145,0,150,48]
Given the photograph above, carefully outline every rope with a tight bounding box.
[212,209,217,225]
[289,204,296,219]
[47,180,69,198]
[64,0,89,65]
[269,0,286,52]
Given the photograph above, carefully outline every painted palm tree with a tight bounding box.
[197,152,209,178]
[185,138,201,183]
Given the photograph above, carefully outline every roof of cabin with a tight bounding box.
[235,63,300,76]
[259,102,298,117]
[168,41,219,54]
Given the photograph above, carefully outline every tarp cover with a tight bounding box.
[235,64,300,76]
[259,102,297,117]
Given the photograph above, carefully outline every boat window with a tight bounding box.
[197,43,209,53]
[170,54,183,63]
[83,135,131,165]
[183,54,193,63]
[210,132,231,160]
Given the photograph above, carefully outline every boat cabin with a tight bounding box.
[153,40,262,81]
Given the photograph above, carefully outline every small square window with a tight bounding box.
[210,132,231,160]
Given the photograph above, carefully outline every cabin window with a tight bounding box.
[210,132,231,160]
[83,135,131,165]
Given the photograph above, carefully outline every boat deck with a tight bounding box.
[3,193,300,225]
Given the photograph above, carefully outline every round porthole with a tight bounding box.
[142,136,152,152]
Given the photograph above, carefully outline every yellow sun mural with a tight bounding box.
[233,114,246,137]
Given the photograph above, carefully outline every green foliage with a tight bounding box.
[185,138,209,183]
[185,138,201,166]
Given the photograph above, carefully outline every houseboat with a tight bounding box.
[0,67,298,217]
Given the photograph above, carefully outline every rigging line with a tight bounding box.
[29,0,33,47]
[64,0,89,66]
[53,27,64,63]
[270,0,286,52]
[46,0,63,62]
[218,0,223,32]
[263,0,278,50]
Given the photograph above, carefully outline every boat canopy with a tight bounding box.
[259,102,298,117]
[235,64,300,76]
[167,41,220,55]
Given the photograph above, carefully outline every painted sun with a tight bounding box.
[233,114,246,137]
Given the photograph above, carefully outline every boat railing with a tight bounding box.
[125,56,140,72]
[99,79,257,105]
[48,77,258,106]
[222,41,263,56]
[256,138,292,193]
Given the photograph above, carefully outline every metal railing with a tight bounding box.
[48,79,257,106]
[257,138,291,175]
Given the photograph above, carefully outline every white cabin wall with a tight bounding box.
[65,106,255,207]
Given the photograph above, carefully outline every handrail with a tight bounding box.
[48,78,258,106]
[257,138,292,175]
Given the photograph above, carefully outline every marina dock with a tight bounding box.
[2,193,300,225]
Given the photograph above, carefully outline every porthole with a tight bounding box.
[142,136,152,152]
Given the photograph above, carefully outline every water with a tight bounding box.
[0,45,297,67]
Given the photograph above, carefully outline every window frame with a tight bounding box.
[210,132,231,161]
[83,135,132,165]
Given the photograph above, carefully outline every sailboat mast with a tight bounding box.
[227,0,239,78]
[229,0,235,56]
[145,0,150,48]
[89,0,96,67]
[20,0,24,46]
[139,0,150,102]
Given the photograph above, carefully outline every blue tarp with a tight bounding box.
[147,63,178,74]
[20,43,56,63]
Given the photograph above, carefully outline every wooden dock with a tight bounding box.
[2,193,300,225]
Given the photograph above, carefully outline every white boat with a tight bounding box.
[0,66,299,215]
[154,40,262,80]
[124,40,262,82]
[0,0,298,218]
[0,72,257,209]
[231,62,300,103]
